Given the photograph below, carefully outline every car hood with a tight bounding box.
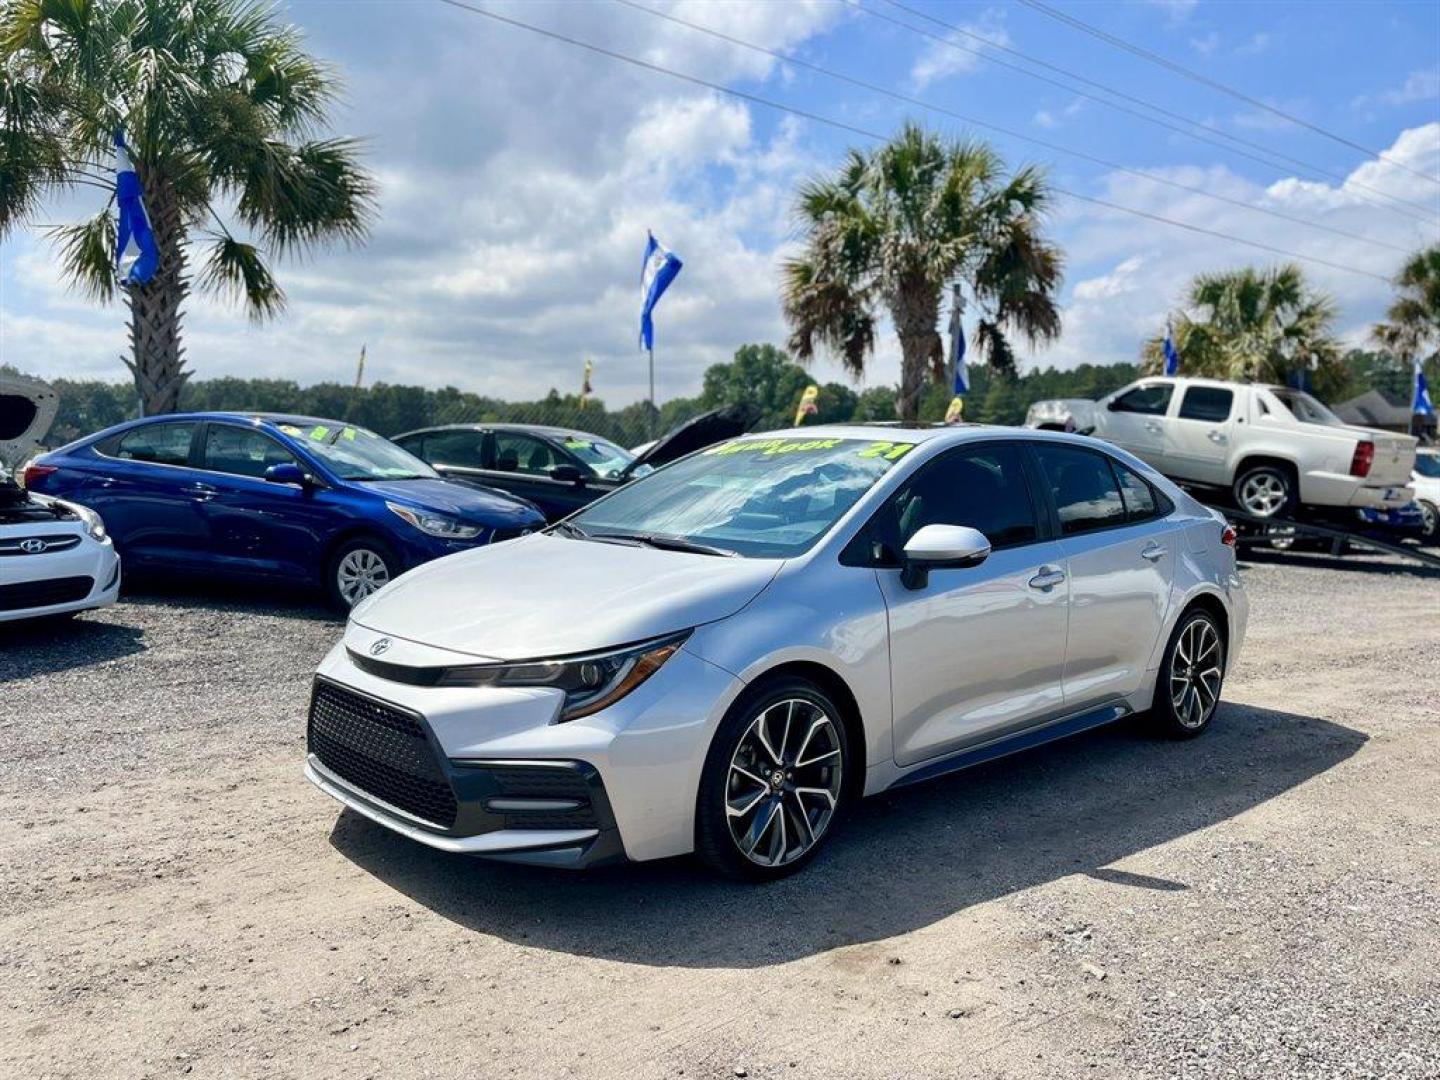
[0,372,60,468]
[350,532,781,659]
[361,477,544,525]
[622,404,759,476]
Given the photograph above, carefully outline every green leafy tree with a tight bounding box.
[781,122,1063,421]
[0,0,375,415]
[1143,265,1348,399]
[1372,245,1440,367]
[697,343,813,429]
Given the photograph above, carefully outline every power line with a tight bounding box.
[1016,0,1440,188]
[432,0,1394,284]
[857,0,1440,225]
[615,0,1413,255]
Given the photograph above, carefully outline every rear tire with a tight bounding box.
[325,536,399,611]
[1233,464,1294,520]
[694,676,851,882]
[1153,608,1226,739]
[1419,500,1439,543]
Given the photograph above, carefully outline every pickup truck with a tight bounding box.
[1025,377,1417,521]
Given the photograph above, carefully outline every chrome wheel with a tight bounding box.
[1169,618,1223,729]
[1238,471,1288,518]
[336,548,390,606]
[725,698,843,868]
[1420,501,1438,541]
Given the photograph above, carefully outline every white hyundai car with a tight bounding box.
[1,373,121,623]
[306,426,1246,880]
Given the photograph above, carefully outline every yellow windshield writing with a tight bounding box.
[705,437,915,461]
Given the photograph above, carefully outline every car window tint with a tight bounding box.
[1034,444,1128,535]
[421,430,486,469]
[203,426,295,478]
[113,423,195,466]
[869,445,1038,561]
[493,432,559,475]
[1114,463,1160,523]
[1178,387,1234,422]
[1111,384,1173,415]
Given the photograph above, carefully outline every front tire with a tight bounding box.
[1154,608,1226,739]
[1419,500,1439,543]
[1233,464,1294,520]
[695,677,851,881]
[325,536,399,610]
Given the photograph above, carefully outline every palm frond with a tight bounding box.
[234,136,375,255]
[196,234,286,320]
[46,208,118,302]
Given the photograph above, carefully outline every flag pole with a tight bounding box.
[648,346,656,439]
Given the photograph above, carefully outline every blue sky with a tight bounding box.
[2,0,1437,405]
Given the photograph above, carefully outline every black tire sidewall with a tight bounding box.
[1420,500,1439,542]
[325,536,399,611]
[1233,465,1293,520]
[1154,609,1225,739]
[694,676,851,882]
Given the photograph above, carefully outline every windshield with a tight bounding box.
[559,434,636,479]
[1269,389,1346,427]
[568,436,916,558]
[277,422,439,481]
[1416,453,1440,478]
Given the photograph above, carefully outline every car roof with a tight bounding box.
[397,422,612,440]
[127,411,356,430]
[740,423,1105,448]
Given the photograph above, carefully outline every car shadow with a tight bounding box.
[0,613,147,678]
[122,577,338,622]
[328,703,1364,969]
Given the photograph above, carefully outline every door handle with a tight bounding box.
[1028,566,1066,590]
[186,482,218,501]
[1144,421,1163,434]
[1207,430,1227,443]
[1141,542,1166,562]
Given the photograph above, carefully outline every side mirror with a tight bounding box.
[1105,399,1123,411]
[549,463,584,484]
[265,462,308,487]
[900,524,991,590]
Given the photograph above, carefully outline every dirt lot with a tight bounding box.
[3,554,1438,1080]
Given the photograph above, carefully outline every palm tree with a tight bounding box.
[1143,264,1346,398]
[1372,245,1440,364]
[0,0,374,414]
[781,123,1062,422]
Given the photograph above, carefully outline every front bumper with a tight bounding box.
[0,536,121,623]
[304,639,745,865]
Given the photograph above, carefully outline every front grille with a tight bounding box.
[486,766,602,829]
[0,575,93,611]
[0,534,82,556]
[308,680,458,829]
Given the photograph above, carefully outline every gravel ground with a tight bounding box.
[2,554,1438,1079]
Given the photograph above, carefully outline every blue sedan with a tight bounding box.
[23,412,546,608]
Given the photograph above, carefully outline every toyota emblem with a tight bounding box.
[369,637,392,657]
[19,538,47,554]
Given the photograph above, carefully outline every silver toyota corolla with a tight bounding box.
[305,426,1247,880]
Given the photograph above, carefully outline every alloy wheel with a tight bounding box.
[1169,618,1223,729]
[337,548,390,605]
[1421,501,1438,541]
[725,698,844,868]
[1239,473,1287,517]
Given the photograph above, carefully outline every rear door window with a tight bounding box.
[110,423,197,466]
[1033,444,1128,535]
[1111,384,1173,415]
[420,430,486,469]
[1178,387,1234,422]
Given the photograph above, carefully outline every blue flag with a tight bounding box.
[639,232,682,351]
[114,131,159,287]
[1415,359,1435,417]
[1163,322,1180,377]
[949,302,968,395]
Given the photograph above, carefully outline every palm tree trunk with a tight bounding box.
[891,280,941,422]
[124,178,189,416]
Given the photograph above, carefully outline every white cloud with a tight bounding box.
[1033,98,1084,130]
[1189,32,1220,58]
[1354,68,1440,110]
[909,9,1012,89]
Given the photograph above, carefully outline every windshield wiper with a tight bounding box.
[549,521,590,540]
[597,532,738,558]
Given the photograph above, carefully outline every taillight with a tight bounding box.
[21,462,57,489]
[1349,441,1374,478]
[1221,524,1238,548]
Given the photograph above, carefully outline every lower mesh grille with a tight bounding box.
[308,680,458,829]
[0,575,92,611]
[489,766,601,829]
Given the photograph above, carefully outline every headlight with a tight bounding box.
[387,501,482,540]
[58,500,107,542]
[435,633,689,721]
